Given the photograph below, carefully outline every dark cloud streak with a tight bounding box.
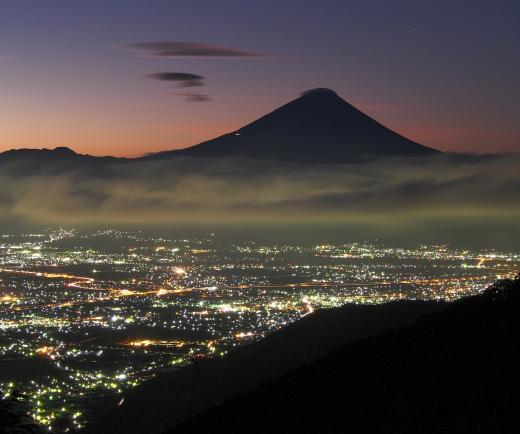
[121,41,262,58]
[171,92,212,102]
[147,72,205,87]
[124,41,264,103]
[147,73,212,102]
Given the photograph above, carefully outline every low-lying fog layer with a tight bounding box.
[1,153,519,246]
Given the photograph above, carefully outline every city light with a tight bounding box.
[0,228,518,431]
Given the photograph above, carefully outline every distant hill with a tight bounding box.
[90,300,444,434]
[0,147,115,164]
[0,147,121,176]
[148,88,439,163]
[167,275,520,434]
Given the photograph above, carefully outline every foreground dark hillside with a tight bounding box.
[168,275,520,434]
[92,300,443,434]
[0,398,43,434]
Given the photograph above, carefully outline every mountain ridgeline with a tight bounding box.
[148,88,439,163]
[91,300,444,434]
[167,275,520,434]
[0,89,439,166]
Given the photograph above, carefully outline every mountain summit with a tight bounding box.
[0,89,439,165]
[157,88,439,163]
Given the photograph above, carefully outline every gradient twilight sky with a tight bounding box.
[1,0,519,157]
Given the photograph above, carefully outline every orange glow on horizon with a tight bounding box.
[2,94,519,157]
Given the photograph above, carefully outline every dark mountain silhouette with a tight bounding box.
[0,89,439,168]
[0,147,121,176]
[0,146,75,158]
[90,300,444,434]
[0,147,113,163]
[148,88,439,163]
[165,275,520,434]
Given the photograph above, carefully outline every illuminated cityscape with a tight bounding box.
[0,229,518,431]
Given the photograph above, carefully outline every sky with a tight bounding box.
[1,0,519,157]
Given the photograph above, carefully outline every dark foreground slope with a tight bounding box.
[91,300,444,434]
[169,276,520,434]
[0,398,43,434]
